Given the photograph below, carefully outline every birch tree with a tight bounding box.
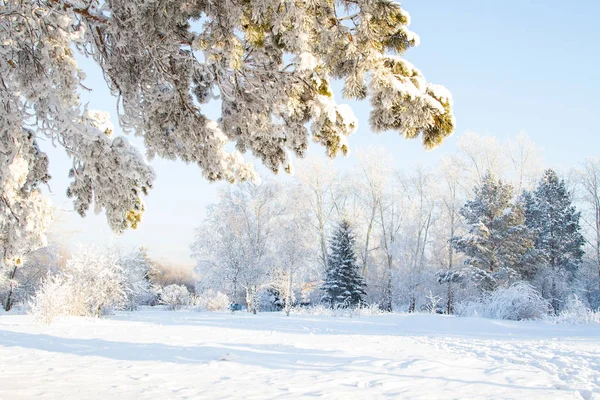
[576,158,600,292]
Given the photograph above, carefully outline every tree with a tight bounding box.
[434,156,467,313]
[355,148,392,280]
[1,245,58,312]
[272,188,314,316]
[375,170,407,311]
[191,182,283,313]
[1,1,454,264]
[452,172,533,292]
[524,169,585,313]
[399,167,437,312]
[321,220,366,308]
[576,158,600,292]
[457,133,507,189]
[119,247,155,309]
[506,132,543,195]
[1,129,53,310]
[296,159,343,275]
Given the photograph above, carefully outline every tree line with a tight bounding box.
[191,133,600,315]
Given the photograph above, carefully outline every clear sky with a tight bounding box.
[40,1,600,267]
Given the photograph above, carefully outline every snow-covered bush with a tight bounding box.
[354,303,389,317]
[552,295,600,324]
[196,289,230,312]
[456,282,551,321]
[160,284,190,310]
[29,247,127,323]
[66,250,127,316]
[289,303,387,318]
[28,275,72,324]
[257,286,283,312]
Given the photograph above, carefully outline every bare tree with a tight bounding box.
[376,175,407,311]
[576,158,600,290]
[507,132,543,195]
[296,159,343,275]
[355,148,393,280]
[192,182,283,313]
[434,156,468,313]
[399,167,438,313]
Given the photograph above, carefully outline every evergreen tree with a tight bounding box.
[523,169,585,312]
[452,172,533,292]
[514,190,545,281]
[322,220,367,308]
[2,1,455,270]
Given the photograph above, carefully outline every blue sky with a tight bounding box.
[40,1,600,266]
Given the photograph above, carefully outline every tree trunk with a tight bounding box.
[362,208,376,278]
[551,278,559,315]
[251,285,257,315]
[408,295,416,313]
[319,222,328,273]
[446,282,454,314]
[285,270,293,316]
[4,265,18,312]
[245,286,253,313]
[383,254,393,312]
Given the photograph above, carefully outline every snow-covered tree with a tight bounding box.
[272,193,314,316]
[1,129,53,310]
[507,132,543,195]
[397,167,438,312]
[192,181,283,313]
[456,132,542,195]
[524,169,585,313]
[296,159,343,275]
[452,172,533,292]
[322,220,366,308]
[456,133,507,189]
[119,247,155,309]
[1,1,454,264]
[375,170,407,311]
[575,158,600,295]
[434,156,467,314]
[355,148,392,280]
[1,245,58,311]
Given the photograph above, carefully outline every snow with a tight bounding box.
[1,310,599,399]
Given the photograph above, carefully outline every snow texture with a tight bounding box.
[0,310,599,399]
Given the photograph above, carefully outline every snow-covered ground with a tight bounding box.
[1,310,599,399]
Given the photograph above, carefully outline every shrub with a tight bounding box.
[456,282,551,321]
[29,275,72,324]
[256,286,283,312]
[29,247,127,323]
[196,289,230,311]
[288,303,387,317]
[552,295,600,324]
[160,284,190,310]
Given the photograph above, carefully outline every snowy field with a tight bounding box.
[1,310,599,399]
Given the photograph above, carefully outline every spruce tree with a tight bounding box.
[452,172,533,292]
[524,169,585,312]
[514,190,545,281]
[321,220,367,308]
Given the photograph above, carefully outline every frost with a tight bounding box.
[297,52,318,72]
[1,0,454,251]
[84,110,114,136]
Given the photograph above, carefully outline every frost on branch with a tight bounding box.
[0,126,52,267]
[1,0,454,246]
